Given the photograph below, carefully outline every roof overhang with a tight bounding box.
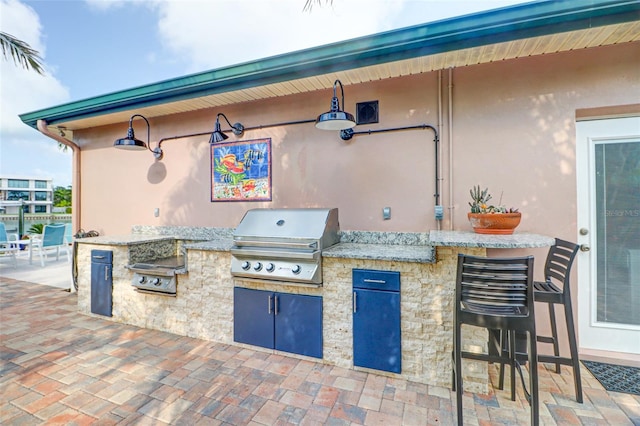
[19,0,640,133]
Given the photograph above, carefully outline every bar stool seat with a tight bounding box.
[533,280,562,296]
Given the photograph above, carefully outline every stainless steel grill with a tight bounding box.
[230,208,340,286]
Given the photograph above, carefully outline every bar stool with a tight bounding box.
[498,239,582,403]
[452,254,539,426]
[534,238,582,402]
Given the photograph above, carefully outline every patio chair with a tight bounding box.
[64,223,73,245]
[0,222,20,267]
[452,254,538,426]
[31,224,71,267]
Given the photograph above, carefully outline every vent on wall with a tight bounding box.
[356,101,379,125]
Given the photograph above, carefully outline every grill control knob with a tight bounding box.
[138,276,147,284]
[152,278,161,286]
[241,261,250,270]
[266,263,275,273]
[253,262,263,271]
[291,265,301,275]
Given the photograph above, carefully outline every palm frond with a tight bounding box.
[303,0,333,12]
[0,31,44,75]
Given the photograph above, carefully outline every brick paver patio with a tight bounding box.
[1,278,638,425]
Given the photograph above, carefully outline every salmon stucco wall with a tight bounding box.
[74,42,639,240]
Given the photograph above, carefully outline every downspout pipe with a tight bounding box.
[448,68,454,230]
[36,119,81,235]
[437,70,443,230]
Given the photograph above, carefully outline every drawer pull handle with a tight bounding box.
[363,279,386,284]
[93,255,105,259]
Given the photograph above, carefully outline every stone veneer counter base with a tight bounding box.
[75,227,553,394]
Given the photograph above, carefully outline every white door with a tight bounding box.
[576,117,640,355]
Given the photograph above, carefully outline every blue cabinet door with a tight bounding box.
[233,287,275,349]
[353,288,401,373]
[91,250,113,317]
[234,288,323,358]
[275,293,323,359]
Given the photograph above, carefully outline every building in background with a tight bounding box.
[0,175,53,214]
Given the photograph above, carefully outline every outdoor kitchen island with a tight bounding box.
[75,226,553,394]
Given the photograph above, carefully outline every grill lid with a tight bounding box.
[127,256,186,276]
[233,208,339,249]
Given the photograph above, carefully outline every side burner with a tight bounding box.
[128,256,186,295]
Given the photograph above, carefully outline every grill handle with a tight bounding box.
[233,240,318,250]
[231,248,319,261]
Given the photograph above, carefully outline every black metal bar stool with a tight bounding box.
[452,254,539,426]
[534,238,582,402]
[498,238,582,403]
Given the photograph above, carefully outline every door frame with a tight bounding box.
[576,116,640,356]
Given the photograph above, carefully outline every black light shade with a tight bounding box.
[114,114,151,152]
[209,113,244,144]
[315,79,356,130]
[114,126,148,150]
[209,119,229,143]
[316,110,356,130]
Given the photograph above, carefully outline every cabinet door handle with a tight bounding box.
[268,295,273,314]
[274,295,279,316]
[353,291,357,313]
[363,279,386,284]
[104,266,109,281]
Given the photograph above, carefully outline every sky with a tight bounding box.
[0,0,533,188]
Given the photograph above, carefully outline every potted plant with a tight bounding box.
[468,185,521,234]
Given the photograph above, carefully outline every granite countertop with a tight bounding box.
[184,239,234,252]
[75,226,235,247]
[429,230,554,248]
[323,242,435,263]
[75,235,176,246]
[76,228,554,260]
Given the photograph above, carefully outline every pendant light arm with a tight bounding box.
[129,114,152,154]
[129,114,165,160]
[217,113,245,135]
[334,79,345,113]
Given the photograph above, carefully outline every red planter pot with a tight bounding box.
[467,212,522,235]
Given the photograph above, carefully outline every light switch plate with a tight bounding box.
[383,207,391,220]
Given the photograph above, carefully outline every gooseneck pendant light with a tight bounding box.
[114,114,150,151]
[315,79,356,131]
[209,113,245,144]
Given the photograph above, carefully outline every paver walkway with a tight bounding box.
[1,278,638,425]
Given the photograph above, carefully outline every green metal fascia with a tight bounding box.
[19,0,640,129]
